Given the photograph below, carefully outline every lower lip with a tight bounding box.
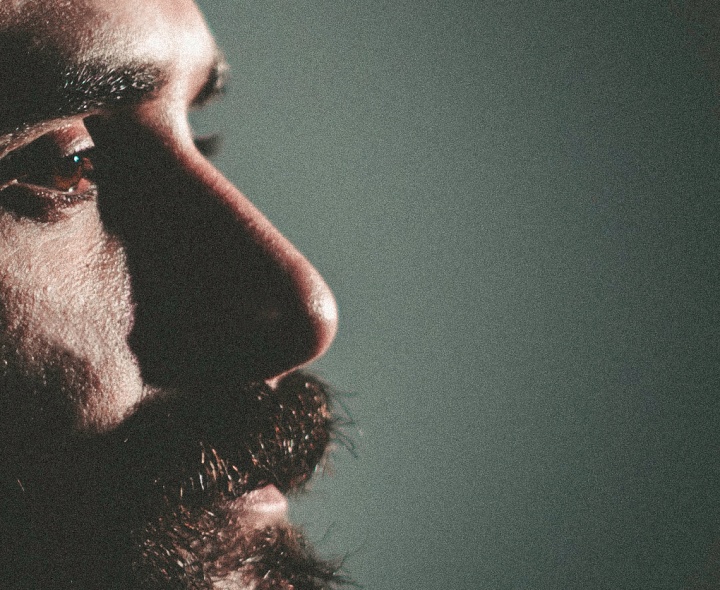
[235,485,289,527]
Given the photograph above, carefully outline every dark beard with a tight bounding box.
[0,371,354,589]
[136,507,350,590]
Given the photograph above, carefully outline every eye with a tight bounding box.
[194,133,222,158]
[0,134,98,221]
[0,137,96,194]
[47,152,95,192]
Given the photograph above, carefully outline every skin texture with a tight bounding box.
[0,1,347,588]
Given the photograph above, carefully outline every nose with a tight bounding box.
[93,121,337,388]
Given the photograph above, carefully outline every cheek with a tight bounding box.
[0,210,144,433]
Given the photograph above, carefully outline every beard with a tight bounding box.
[0,370,353,590]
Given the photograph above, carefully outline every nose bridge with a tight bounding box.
[100,131,337,388]
[186,154,339,350]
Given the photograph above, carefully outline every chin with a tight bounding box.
[0,371,353,590]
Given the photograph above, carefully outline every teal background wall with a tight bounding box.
[194,2,720,588]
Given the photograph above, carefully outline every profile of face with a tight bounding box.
[0,1,348,588]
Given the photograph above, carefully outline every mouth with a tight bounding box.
[119,370,349,589]
[0,370,337,524]
[231,484,289,528]
[96,370,337,512]
[0,370,352,589]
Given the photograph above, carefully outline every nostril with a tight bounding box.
[127,256,337,388]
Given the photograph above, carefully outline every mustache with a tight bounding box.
[1,371,343,515]
[107,371,356,590]
[0,370,356,589]
[92,371,339,509]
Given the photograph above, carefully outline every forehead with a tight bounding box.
[0,0,216,129]
[2,0,214,64]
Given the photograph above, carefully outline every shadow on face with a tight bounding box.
[0,0,348,588]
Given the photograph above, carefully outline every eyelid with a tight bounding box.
[0,134,97,198]
[194,134,222,157]
[49,125,95,157]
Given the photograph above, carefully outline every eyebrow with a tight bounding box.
[0,40,228,136]
[0,61,162,137]
[57,62,165,121]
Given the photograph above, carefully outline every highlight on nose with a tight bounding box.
[286,266,338,372]
[240,251,339,379]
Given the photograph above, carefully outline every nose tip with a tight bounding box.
[293,263,339,363]
[249,243,339,378]
[112,151,338,388]
[198,164,339,382]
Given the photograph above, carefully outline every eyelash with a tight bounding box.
[0,146,95,192]
[0,131,222,220]
[194,134,222,158]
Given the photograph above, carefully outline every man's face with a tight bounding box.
[0,1,345,588]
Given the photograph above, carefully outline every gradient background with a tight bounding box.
[194,2,720,588]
